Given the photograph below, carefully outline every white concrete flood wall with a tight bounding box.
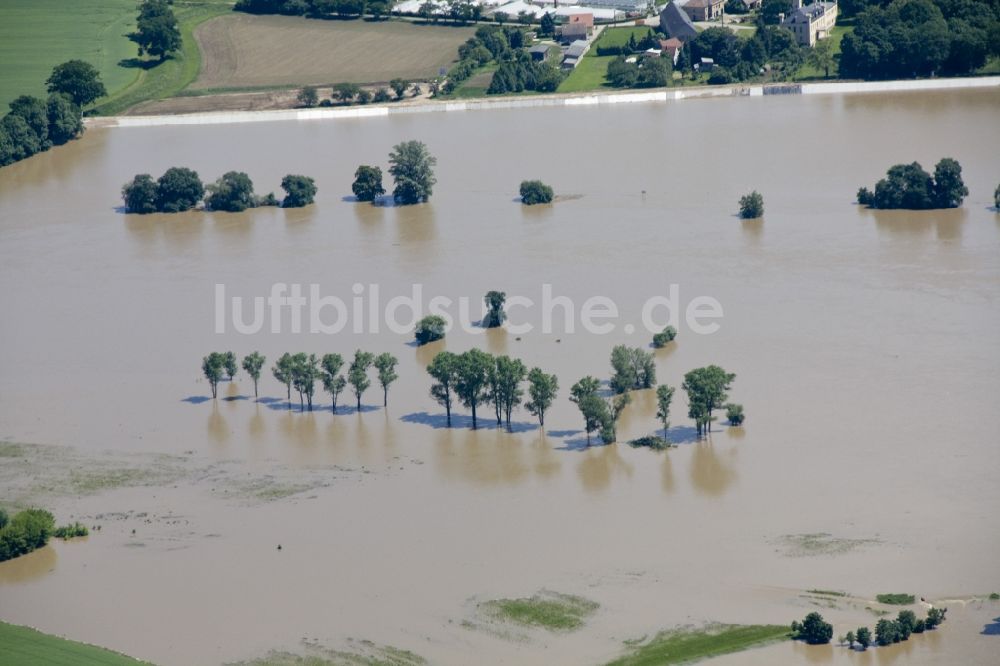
[93,76,1000,128]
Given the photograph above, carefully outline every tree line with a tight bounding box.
[235,0,395,22]
[445,25,562,96]
[201,350,398,413]
[298,79,419,109]
[792,608,948,650]
[426,350,559,430]
[0,60,105,169]
[122,169,316,213]
[858,158,968,210]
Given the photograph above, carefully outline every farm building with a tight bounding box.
[779,0,838,46]
[659,2,698,41]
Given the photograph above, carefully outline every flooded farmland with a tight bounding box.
[0,89,999,665]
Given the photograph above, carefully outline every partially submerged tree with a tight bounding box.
[201,352,227,398]
[156,167,204,212]
[206,171,257,212]
[223,351,238,380]
[609,345,656,393]
[525,368,558,428]
[682,365,736,435]
[455,349,492,429]
[374,352,399,407]
[858,158,968,210]
[290,353,320,411]
[483,290,506,328]
[652,326,677,348]
[491,355,526,431]
[520,180,554,205]
[655,384,674,439]
[272,352,296,404]
[122,174,159,214]
[739,191,764,219]
[242,352,266,397]
[281,174,317,208]
[415,314,446,345]
[388,140,437,205]
[319,353,346,413]
[348,350,374,411]
[427,351,459,426]
[726,403,745,425]
[352,165,385,202]
[793,612,833,644]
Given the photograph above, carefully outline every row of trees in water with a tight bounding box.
[123,169,317,213]
[792,608,948,650]
[202,350,398,413]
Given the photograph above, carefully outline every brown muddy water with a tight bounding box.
[0,90,999,665]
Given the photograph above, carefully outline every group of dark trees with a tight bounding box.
[607,55,673,89]
[130,0,181,61]
[352,140,436,205]
[446,25,562,95]
[202,350,398,412]
[857,157,968,209]
[235,0,394,21]
[792,608,947,651]
[0,60,103,168]
[840,0,1000,80]
[427,350,559,430]
[687,24,804,84]
[123,169,317,213]
[683,365,740,436]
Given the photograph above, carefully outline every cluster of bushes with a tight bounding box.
[0,60,105,168]
[858,158,968,210]
[652,325,677,348]
[840,0,1000,80]
[793,608,948,651]
[202,350,399,412]
[520,180,554,205]
[235,0,393,20]
[426,349,559,430]
[122,169,317,213]
[607,56,672,89]
[54,522,89,539]
[351,140,436,205]
[0,508,55,562]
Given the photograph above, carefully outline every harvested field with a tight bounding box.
[192,15,473,90]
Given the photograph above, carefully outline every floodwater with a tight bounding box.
[0,89,999,665]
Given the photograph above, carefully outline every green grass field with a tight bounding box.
[95,1,233,115]
[0,0,138,110]
[557,26,655,94]
[0,621,149,665]
[605,624,790,666]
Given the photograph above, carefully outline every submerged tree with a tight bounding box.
[415,314,446,345]
[352,165,385,202]
[320,353,345,413]
[491,355,526,431]
[156,167,203,212]
[739,191,764,219]
[652,326,677,348]
[223,351,238,380]
[374,352,399,407]
[348,350,374,411]
[655,384,674,439]
[483,290,506,328]
[281,174,317,208]
[519,180,554,205]
[241,352,266,397]
[610,345,656,393]
[455,349,492,429]
[682,365,736,436]
[858,158,968,210]
[388,140,437,205]
[272,352,296,405]
[206,171,257,212]
[570,376,604,444]
[525,368,558,428]
[201,352,227,398]
[427,351,459,426]
[290,353,320,411]
[122,174,159,214]
[726,403,745,425]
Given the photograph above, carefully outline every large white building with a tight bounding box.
[780,0,838,47]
